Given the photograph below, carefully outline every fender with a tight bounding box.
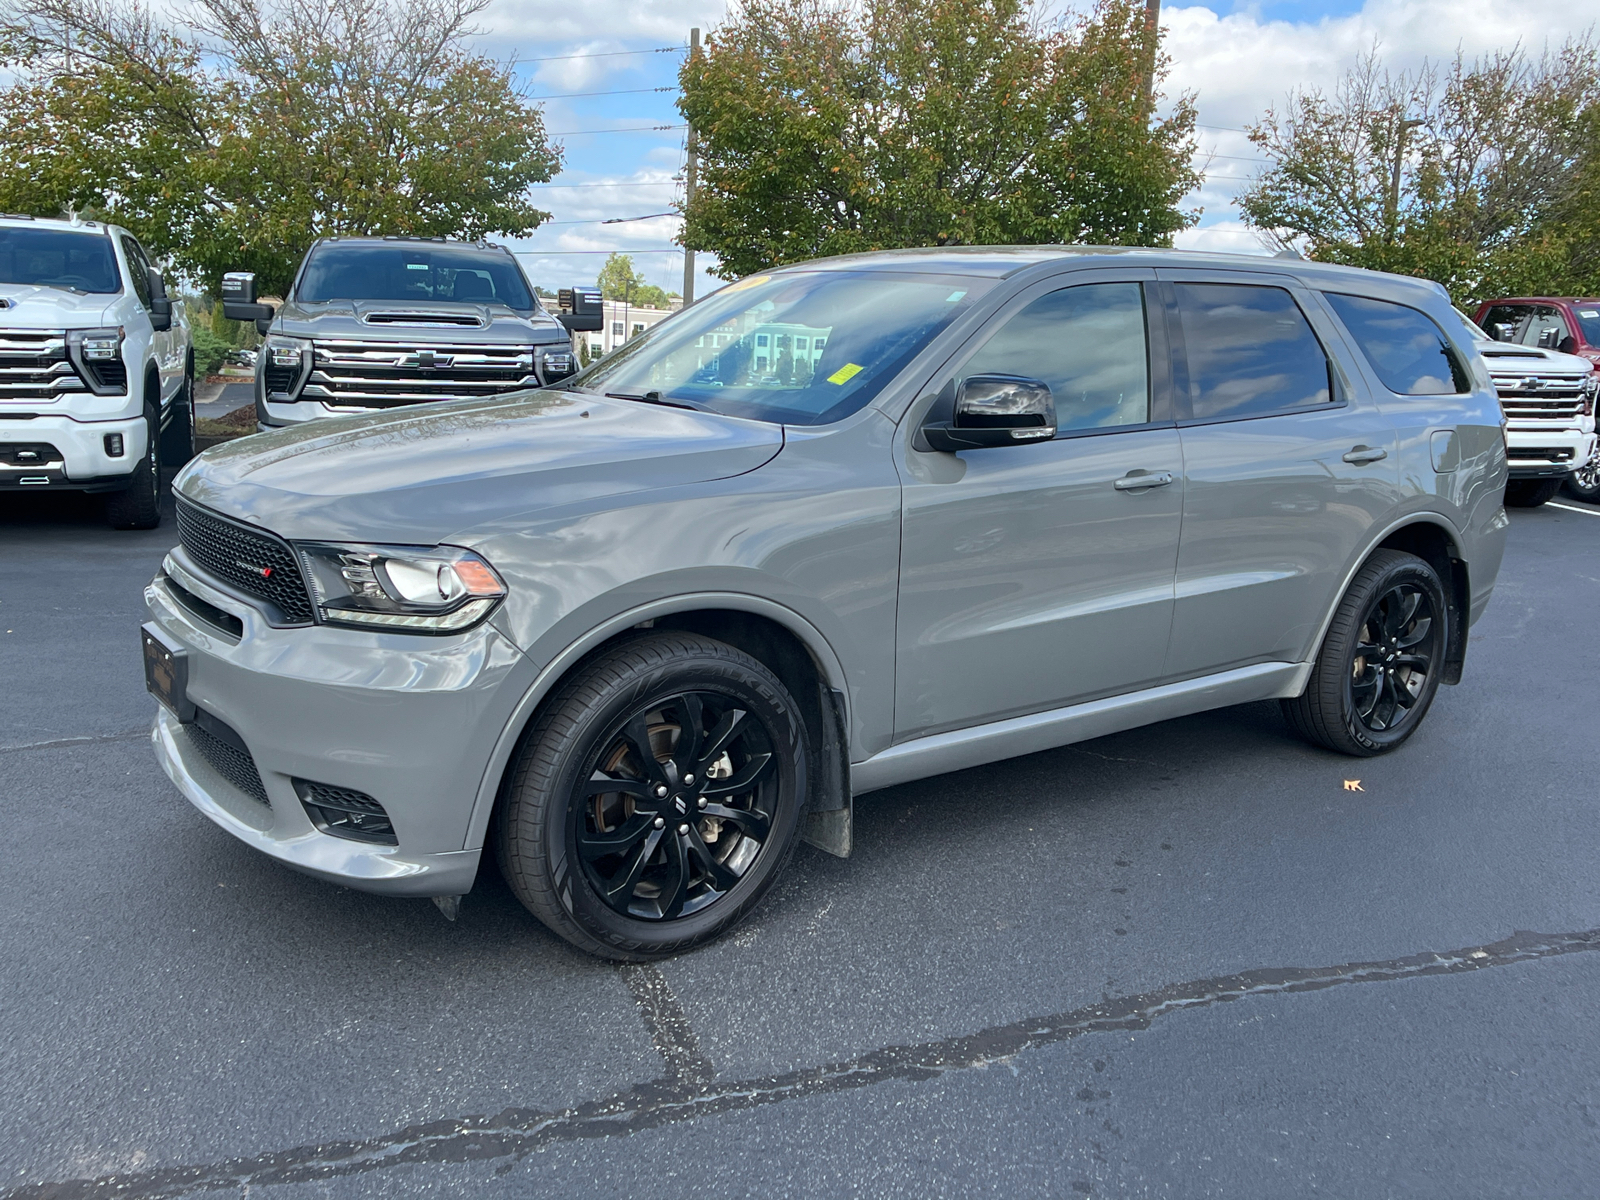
[460,591,853,854]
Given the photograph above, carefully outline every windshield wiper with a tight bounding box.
[605,390,706,412]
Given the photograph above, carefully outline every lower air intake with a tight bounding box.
[296,780,397,845]
[188,716,269,806]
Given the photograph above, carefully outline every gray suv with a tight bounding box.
[142,248,1508,959]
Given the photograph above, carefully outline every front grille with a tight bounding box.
[189,715,268,806]
[175,499,315,624]
[296,779,397,844]
[0,442,62,467]
[0,331,89,402]
[302,339,538,408]
[164,573,244,639]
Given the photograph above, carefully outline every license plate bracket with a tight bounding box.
[142,623,194,722]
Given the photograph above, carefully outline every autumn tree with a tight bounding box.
[1240,42,1600,303]
[677,0,1200,278]
[0,0,562,294]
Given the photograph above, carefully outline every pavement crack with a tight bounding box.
[0,730,148,756]
[9,925,1597,1199]
[619,963,716,1087]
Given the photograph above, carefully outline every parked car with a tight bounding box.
[144,248,1507,959]
[1473,296,1600,366]
[1453,309,1597,506]
[219,236,602,430]
[223,348,257,369]
[1,214,194,528]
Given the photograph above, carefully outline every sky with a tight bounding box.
[475,0,1600,298]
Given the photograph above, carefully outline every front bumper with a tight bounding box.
[257,397,373,430]
[1505,428,1595,479]
[144,554,531,897]
[0,413,146,490]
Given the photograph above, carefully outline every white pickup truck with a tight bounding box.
[1,214,193,528]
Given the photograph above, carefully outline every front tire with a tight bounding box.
[1282,549,1448,757]
[1562,442,1600,504]
[103,407,162,530]
[497,632,808,960]
[1505,477,1562,507]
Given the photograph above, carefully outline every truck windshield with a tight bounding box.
[1573,306,1600,345]
[571,270,993,426]
[0,227,121,294]
[296,244,535,309]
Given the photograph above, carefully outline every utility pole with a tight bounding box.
[1388,117,1425,244]
[680,27,701,307]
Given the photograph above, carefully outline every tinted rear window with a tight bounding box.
[297,244,534,309]
[1172,283,1331,421]
[1324,293,1468,395]
[0,227,121,293]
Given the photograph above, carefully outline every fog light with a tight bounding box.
[104,433,125,457]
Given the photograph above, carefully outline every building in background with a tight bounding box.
[574,297,682,361]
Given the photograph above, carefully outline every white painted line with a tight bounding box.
[1546,501,1600,517]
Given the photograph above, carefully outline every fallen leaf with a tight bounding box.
[1343,779,1363,792]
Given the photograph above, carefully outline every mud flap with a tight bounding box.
[801,687,851,858]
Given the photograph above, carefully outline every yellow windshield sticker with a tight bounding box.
[723,274,771,294]
[827,363,864,385]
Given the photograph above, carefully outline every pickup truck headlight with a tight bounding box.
[66,327,129,395]
[295,543,507,633]
[263,334,311,399]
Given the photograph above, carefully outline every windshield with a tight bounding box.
[296,243,535,309]
[571,270,994,425]
[1573,305,1600,346]
[0,227,121,294]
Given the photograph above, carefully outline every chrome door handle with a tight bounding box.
[1342,445,1388,464]
[1113,470,1175,491]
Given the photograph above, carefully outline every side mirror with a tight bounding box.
[220,270,275,334]
[918,375,1056,452]
[1492,322,1516,342]
[1537,328,1560,349]
[147,267,172,332]
[557,285,603,333]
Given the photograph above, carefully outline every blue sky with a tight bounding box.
[479,0,1598,296]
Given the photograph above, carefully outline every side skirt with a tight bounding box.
[850,661,1310,797]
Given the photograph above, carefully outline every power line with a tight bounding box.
[547,123,687,137]
[530,181,678,189]
[508,46,684,65]
[530,85,675,101]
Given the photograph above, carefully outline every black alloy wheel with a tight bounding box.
[1282,549,1448,757]
[1563,441,1600,504]
[497,631,807,960]
[1346,582,1438,737]
[577,691,778,921]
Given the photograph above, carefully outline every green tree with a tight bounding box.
[1240,43,1600,304]
[677,0,1200,278]
[0,0,562,295]
[596,251,672,308]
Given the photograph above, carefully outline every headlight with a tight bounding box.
[65,327,128,395]
[263,334,311,399]
[74,327,125,360]
[541,348,576,382]
[295,543,507,633]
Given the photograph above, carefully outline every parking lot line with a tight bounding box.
[1546,501,1600,517]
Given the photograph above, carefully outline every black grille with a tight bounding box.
[0,443,62,466]
[296,780,397,844]
[264,361,298,396]
[85,360,127,391]
[175,499,315,624]
[164,573,244,639]
[189,716,268,806]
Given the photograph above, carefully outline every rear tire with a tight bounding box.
[1562,443,1600,504]
[160,357,196,467]
[496,632,808,961]
[1282,549,1448,757]
[1505,478,1562,507]
[104,406,161,530]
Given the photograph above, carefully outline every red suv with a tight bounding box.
[1473,297,1600,364]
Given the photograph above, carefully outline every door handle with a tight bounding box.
[1342,445,1388,465]
[1113,470,1175,491]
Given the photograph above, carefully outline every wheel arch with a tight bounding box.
[465,594,854,864]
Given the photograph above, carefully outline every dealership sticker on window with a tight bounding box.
[1581,310,1599,319]
[827,363,864,385]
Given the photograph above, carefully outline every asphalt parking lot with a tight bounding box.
[3,481,1599,1198]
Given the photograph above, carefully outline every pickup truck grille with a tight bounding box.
[0,331,88,402]
[301,339,538,408]
[176,499,316,625]
[1489,371,1589,427]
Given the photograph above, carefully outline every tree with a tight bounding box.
[677,0,1200,279]
[0,0,562,294]
[1240,42,1600,304]
[596,251,672,308]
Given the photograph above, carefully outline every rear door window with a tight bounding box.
[1171,283,1331,421]
[1323,293,1469,395]
[961,282,1150,433]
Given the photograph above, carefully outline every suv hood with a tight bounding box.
[273,298,569,345]
[0,283,118,326]
[175,390,785,545]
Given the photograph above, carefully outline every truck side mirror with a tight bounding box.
[221,271,275,334]
[1537,328,1560,349]
[1492,323,1516,342]
[147,267,173,332]
[917,375,1057,452]
[557,285,603,333]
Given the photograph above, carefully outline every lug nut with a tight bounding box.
[653,817,665,829]
[655,785,669,798]
[678,823,690,834]
[684,773,695,785]
[698,797,707,809]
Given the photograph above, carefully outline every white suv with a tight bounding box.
[0,215,193,528]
